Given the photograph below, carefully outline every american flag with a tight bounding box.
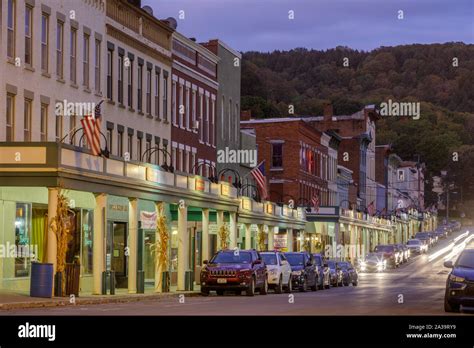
[311,193,320,212]
[81,100,103,156]
[250,161,268,200]
[367,201,375,216]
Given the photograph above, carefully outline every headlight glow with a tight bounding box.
[449,274,465,283]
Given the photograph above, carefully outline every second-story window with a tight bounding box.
[271,143,283,168]
[127,59,133,108]
[171,81,177,124]
[127,133,133,160]
[25,5,33,66]
[56,21,64,78]
[41,13,49,72]
[118,54,123,104]
[137,63,143,112]
[117,131,123,157]
[107,49,113,100]
[69,28,77,84]
[191,90,196,130]
[40,104,48,141]
[83,34,90,88]
[163,74,168,121]
[6,94,15,141]
[154,70,160,118]
[146,68,151,114]
[7,0,16,59]
[94,39,101,93]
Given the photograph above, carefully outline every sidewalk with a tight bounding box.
[0,286,200,311]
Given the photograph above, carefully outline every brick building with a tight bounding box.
[240,117,338,206]
[170,30,219,176]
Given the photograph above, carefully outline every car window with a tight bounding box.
[261,253,278,265]
[285,253,305,266]
[211,251,252,264]
[456,251,474,268]
[280,254,287,262]
[314,255,322,266]
[374,245,393,252]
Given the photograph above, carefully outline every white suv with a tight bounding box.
[260,251,292,293]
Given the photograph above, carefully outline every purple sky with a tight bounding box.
[142,0,473,52]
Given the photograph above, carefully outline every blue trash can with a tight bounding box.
[30,262,54,298]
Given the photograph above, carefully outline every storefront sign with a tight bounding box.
[266,203,274,215]
[140,211,157,229]
[274,234,287,249]
[0,147,46,164]
[195,178,205,192]
[109,204,128,212]
[221,184,230,197]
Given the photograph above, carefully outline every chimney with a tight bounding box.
[323,103,333,121]
[241,110,252,121]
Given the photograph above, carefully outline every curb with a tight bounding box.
[0,291,201,311]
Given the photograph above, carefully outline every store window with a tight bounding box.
[15,203,31,277]
[80,210,94,274]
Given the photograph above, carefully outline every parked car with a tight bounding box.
[200,249,268,296]
[414,232,433,249]
[260,251,292,293]
[313,253,330,289]
[434,228,447,240]
[338,261,358,286]
[444,248,474,312]
[374,245,401,268]
[406,239,428,254]
[327,259,343,287]
[360,252,388,272]
[284,252,318,292]
[396,243,410,263]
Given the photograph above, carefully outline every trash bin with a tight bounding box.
[185,271,194,291]
[137,270,145,293]
[109,271,115,295]
[30,262,54,298]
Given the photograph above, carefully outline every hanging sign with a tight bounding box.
[140,211,157,229]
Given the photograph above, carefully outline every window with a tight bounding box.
[117,131,123,157]
[80,210,94,275]
[127,59,133,108]
[145,139,151,162]
[56,21,64,78]
[182,150,187,173]
[185,87,190,129]
[178,84,184,126]
[107,49,113,99]
[272,143,283,168]
[83,34,90,88]
[55,115,62,142]
[228,99,232,142]
[211,99,216,146]
[106,129,113,154]
[25,6,33,65]
[146,68,151,114]
[137,63,143,112]
[41,14,49,71]
[118,54,123,104]
[199,93,203,142]
[6,94,15,141]
[69,114,76,144]
[171,81,177,124]
[136,137,142,161]
[205,96,210,144]
[94,39,101,92]
[7,0,15,58]
[163,75,168,121]
[70,28,77,83]
[15,203,31,277]
[154,70,160,118]
[191,90,196,129]
[40,104,48,141]
[24,99,32,141]
[127,134,133,160]
[235,103,239,142]
[221,96,225,139]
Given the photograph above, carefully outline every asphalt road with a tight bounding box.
[4,228,473,316]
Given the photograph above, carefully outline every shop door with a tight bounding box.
[109,222,128,288]
[143,230,155,283]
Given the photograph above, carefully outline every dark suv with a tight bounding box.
[200,249,268,296]
[313,253,330,289]
[284,252,318,292]
[444,248,474,312]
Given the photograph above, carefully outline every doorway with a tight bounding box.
[107,222,128,288]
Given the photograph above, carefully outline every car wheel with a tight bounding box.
[444,295,460,313]
[310,277,318,291]
[300,278,308,292]
[201,288,209,296]
[216,290,224,296]
[275,276,283,294]
[285,277,293,293]
[246,277,255,297]
[352,279,358,286]
[260,277,268,295]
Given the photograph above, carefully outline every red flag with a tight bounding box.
[311,193,320,212]
[81,101,103,156]
[250,161,268,200]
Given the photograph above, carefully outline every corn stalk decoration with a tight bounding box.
[50,190,74,296]
[257,229,266,251]
[153,204,169,292]
[218,224,230,250]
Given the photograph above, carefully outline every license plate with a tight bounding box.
[217,278,227,284]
